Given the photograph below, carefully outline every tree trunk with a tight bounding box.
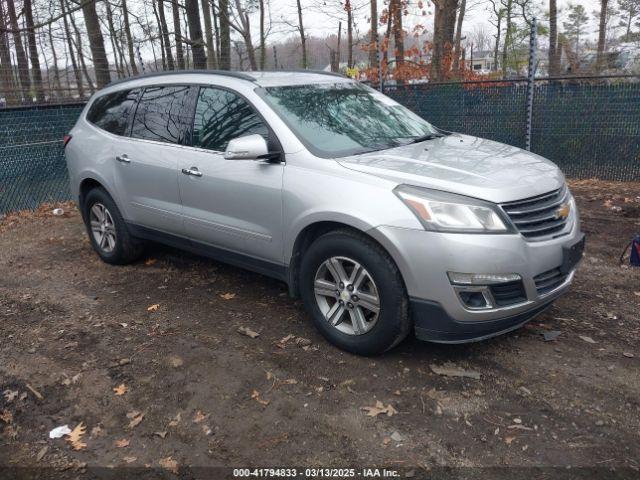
[105,0,124,77]
[0,0,17,104]
[81,0,111,87]
[548,0,559,75]
[501,0,513,78]
[492,10,501,71]
[218,0,231,69]
[47,24,61,95]
[158,0,176,70]
[172,0,186,69]
[392,0,404,81]
[382,6,392,75]
[596,0,608,71]
[452,0,466,73]
[296,0,307,68]
[23,0,44,101]
[212,1,221,66]
[186,0,207,68]
[68,2,95,92]
[259,0,266,69]
[369,0,378,74]
[122,0,138,75]
[346,0,354,68]
[201,0,216,68]
[431,0,458,81]
[6,0,30,98]
[60,0,83,97]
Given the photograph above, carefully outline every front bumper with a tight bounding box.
[368,221,584,343]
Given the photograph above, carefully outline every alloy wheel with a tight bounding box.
[89,203,117,253]
[313,256,380,335]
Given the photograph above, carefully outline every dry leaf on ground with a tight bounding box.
[3,390,18,403]
[250,389,269,406]
[114,438,130,448]
[123,456,137,464]
[144,258,157,266]
[361,400,398,417]
[193,410,207,423]
[0,409,13,424]
[66,423,87,450]
[579,335,596,344]
[238,326,259,338]
[159,456,178,474]
[127,411,145,429]
[147,304,160,312]
[430,364,481,380]
[113,384,128,396]
[220,293,236,300]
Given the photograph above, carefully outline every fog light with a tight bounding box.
[458,290,490,309]
[448,272,521,285]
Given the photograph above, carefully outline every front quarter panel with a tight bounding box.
[282,152,420,263]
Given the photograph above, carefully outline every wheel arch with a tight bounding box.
[77,174,122,221]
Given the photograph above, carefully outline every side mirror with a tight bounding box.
[224,134,270,161]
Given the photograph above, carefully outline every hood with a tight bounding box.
[337,134,565,204]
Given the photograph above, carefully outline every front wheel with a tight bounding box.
[299,229,411,355]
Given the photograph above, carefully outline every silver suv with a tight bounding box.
[65,71,585,355]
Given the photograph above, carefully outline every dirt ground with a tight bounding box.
[1,179,639,479]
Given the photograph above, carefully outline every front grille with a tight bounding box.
[501,187,570,240]
[489,281,527,306]
[534,268,567,295]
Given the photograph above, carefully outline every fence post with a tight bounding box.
[525,17,537,151]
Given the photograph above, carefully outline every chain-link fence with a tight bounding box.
[1,75,639,215]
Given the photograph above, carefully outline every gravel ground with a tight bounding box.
[1,180,639,479]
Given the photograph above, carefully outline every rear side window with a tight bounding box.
[130,85,192,144]
[86,89,140,136]
[192,87,269,152]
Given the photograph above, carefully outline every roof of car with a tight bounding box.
[106,70,352,89]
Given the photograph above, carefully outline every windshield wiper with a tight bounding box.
[406,133,446,144]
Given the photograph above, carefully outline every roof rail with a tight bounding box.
[266,69,348,79]
[106,69,257,88]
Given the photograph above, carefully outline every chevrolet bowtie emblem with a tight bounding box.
[554,203,570,220]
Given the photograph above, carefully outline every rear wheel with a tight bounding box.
[299,229,411,355]
[83,187,144,264]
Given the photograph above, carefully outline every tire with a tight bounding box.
[299,229,411,355]
[83,187,144,265]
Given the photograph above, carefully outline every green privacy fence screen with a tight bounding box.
[1,78,639,214]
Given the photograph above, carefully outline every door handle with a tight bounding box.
[116,154,131,163]
[181,167,203,177]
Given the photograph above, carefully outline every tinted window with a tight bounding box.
[193,87,269,152]
[87,89,140,136]
[130,85,192,144]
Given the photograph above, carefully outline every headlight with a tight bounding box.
[394,185,512,233]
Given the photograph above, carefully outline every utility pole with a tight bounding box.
[525,17,537,151]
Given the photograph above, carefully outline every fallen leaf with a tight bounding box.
[144,258,157,266]
[238,326,259,338]
[113,384,128,396]
[168,355,184,368]
[634,291,640,297]
[154,431,168,439]
[430,363,481,380]
[0,409,13,424]
[66,423,87,451]
[220,293,236,300]
[127,411,145,429]
[361,400,398,417]
[505,436,516,445]
[114,438,130,448]
[123,456,137,464]
[193,410,207,423]
[26,384,44,400]
[250,389,269,406]
[90,426,104,438]
[159,456,178,474]
[579,335,596,344]
[168,413,181,427]
[147,304,160,312]
[3,390,18,403]
[623,352,635,358]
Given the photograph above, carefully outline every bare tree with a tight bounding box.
[392,0,404,77]
[0,1,17,104]
[432,0,459,81]
[596,0,609,71]
[185,0,207,68]
[549,0,560,75]
[60,0,84,96]
[157,0,175,69]
[23,0,45,100]
[369,0,378,72]
[201,0,216,68]
[171,0,187,69]
[452,0,467,72]
[218,0,231,69]
[6,0,31,97]
[296,0,307,68]
[122,0,139,74]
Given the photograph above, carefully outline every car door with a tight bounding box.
[178,86,284,265]
[111,84,193,235]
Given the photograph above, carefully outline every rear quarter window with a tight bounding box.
[86,89,140,136]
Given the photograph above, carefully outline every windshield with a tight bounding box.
[259,82,440,158]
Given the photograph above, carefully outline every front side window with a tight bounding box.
[260,82,439,158]
[86,89,140,136]
[192,87,269,152]
[130,85,192,144]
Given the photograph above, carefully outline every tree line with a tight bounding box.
[0,0,637,105]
